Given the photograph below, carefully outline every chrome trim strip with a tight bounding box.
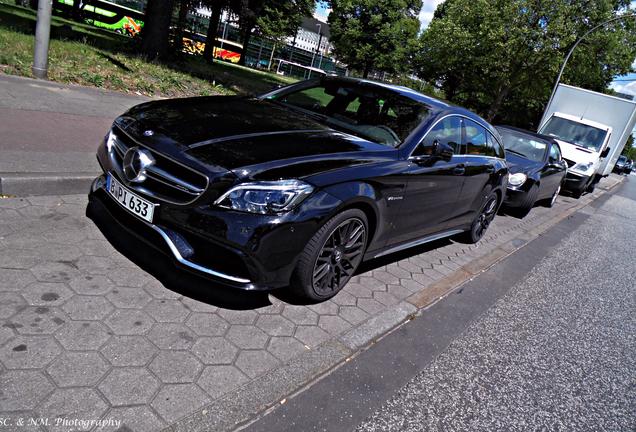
[150,224,252,284]
[146,165,205,193]
[373,229,464,259]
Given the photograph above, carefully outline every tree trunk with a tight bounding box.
[486,85,510,122]
[203,2,222,62]
[174,0,189,52]
[237,29,252,66]
[140,0,175,60]
[362,64,370,78]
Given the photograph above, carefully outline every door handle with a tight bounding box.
[453,164,465,175]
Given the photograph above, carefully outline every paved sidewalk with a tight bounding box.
[0,175,623,432]
[0,74,148,196]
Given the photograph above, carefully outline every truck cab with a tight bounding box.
[539,112,612,197]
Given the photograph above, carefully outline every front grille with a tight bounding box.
[563,158,576,168]
[109,127,208,204]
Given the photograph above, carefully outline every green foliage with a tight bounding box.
[417,0,636,127]
[327,0,422,77]
[623,133,635,157]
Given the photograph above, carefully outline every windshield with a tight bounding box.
[498,129,548,162]
[266,81,432,147]
[541,116,607,152]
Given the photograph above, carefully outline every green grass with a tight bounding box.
[0,1,297,97]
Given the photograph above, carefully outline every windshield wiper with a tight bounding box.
[505,149,529,158]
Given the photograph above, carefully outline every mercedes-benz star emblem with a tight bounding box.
[122,147,155,183]
[143,130,154,136]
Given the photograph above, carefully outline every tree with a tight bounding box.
[327,0,422,78]
[202,0,225,62]
[140,0,176,60]
[416,0,636,127]
[233,0,314,66]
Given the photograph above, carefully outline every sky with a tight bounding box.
[314,1,636,95]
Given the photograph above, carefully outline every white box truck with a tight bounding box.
[538,84,636,197]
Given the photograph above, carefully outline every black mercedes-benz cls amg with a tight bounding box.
[87,77,508,301]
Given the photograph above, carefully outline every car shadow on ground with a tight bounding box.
[87,205,273,311]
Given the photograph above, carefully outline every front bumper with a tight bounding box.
[562,171,591,194]
[503,186,528,207]
[88,174,341,290]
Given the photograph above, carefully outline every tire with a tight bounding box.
[290,209,368,301]
[571,189,583,199]
[512,184,538,218]
[460,192,499,244]
[585,182,595,193]
[544,184,561,208]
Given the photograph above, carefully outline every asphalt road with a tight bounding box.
[355,177,636,431]
[244,176,635,432]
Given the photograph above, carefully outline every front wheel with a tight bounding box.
[544,185,561,208]
[291,209,368,301]
[460,192,499,244]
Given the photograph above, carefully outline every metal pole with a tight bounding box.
[541,13,636,128]
[32,0,53,79]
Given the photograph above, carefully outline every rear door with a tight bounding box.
[390,115,466,245]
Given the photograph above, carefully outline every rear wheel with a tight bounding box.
[291,209,368,301]
[461,192,499,244]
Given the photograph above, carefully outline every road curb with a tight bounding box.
[0,173,96,196]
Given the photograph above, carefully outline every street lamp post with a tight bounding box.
[32,0,53,79]
[541,13,636,126]
[309,23,322,79]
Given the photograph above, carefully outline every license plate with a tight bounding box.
[106,174,156,223]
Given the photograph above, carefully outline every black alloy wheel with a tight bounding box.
[461,192,499,244]
[291,209,368,301]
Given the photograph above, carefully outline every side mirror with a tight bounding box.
[433,140,454,161]
[601,147,610,158]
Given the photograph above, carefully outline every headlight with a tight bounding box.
[508,173,527,187]
[571,162,594,175]
[214,180,314,214]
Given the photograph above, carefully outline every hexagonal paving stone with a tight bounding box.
[147,323,196,350]
[30,261,80,283]
[107,287,153,309]
[104,309,153,335]
[98,367,160,406]
[94,406,166,432]
[356,297,385,315]
[110,270,155,288]
[191,337,239,365]
[180,297,218,313]
[0,326,14,346]
[62,295,114,321]
[338,305,369,325]
[256,315,295,337]
[39,388,109,432]
[55,321,111,350]
[73,255,117,275]
[99,336,156,369]
[152,384,210,424]
[0,370,54,411]
[9,306,68,335]
[0,268,36,292]
[293,325,330,348]
[217,309,258,325]
[47,351,110,387]
[185,313,230,337]
[282,305,319,325]
[0,249,41,270]
[307,300,339,316]
[318,315,352,335]
[149,351,202,383]
[69,274,113,296]
[267,336,308,362]
[0,335,61,369]
[198,365,249,399]
[0,292,26,319]
[143,279,181,299]
[21,282,74,307]
[234,350,281,379]
[144,299,190,323]
[226,325,269,350]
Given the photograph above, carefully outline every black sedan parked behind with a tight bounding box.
[87,77,508,301]
[496,126,567,217]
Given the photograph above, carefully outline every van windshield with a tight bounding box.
[541,117,607,152]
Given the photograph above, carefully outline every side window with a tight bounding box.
[549,144,561,162]
[487,132,504,158]
[463,119,490,156]
[280,86,335,111]
[412,116,462,157]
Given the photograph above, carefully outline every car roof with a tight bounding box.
[320,77,497,136]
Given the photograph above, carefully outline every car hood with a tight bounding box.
[116,96,396,183]
[505,152,542,174]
